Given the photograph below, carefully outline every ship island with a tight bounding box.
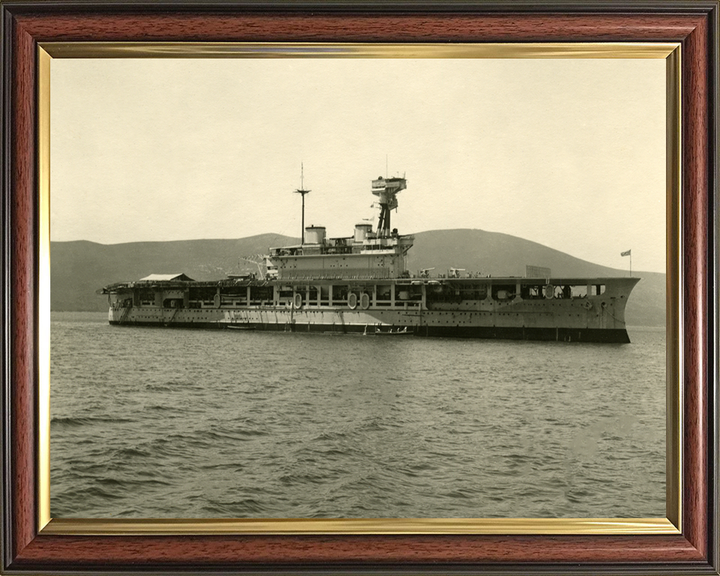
[101,175,640,343]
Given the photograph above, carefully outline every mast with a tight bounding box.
[294,163,311,245]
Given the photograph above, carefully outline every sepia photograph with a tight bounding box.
[48,51,667,520]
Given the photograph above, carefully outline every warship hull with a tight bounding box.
[105,276,639,343]
[102,174,640,344]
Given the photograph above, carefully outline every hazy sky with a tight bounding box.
[50,57,666,272]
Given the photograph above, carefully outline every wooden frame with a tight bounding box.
[1,1,717,573]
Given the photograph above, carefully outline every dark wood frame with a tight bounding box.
[1,1,718,574]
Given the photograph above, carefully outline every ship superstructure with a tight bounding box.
[102,175,640,343]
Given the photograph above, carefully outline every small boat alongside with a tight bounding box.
[374,327,412,336]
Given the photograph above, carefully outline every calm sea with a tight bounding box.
[50,311,666,519]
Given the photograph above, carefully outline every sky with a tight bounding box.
[50,57,667,272]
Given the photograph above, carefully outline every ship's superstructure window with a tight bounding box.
[554,285,572,299]
[334,285,350,302]
[320,285,331,305]
[137,288,155,306]
[306,286,319,306]
[375,284,392,306]
[188,286,216,308]
[395,284,423,302]
[592,284,606,296]
[521,284,545,300]
[278,286,294,306]
[220,286,246,306]
[427,284,461,304]
[456,283,487,300]
[491,284,517,301]
[249,285,273,304]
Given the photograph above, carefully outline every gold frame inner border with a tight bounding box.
[37,41,682,536]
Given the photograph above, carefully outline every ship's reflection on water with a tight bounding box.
[50,312,665,519]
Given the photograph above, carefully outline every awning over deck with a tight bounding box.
[139,273,194,282]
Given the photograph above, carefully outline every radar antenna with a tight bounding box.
[294,163,311,245]
[371,175,407,236]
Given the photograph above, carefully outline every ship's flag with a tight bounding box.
[621,249,632,257]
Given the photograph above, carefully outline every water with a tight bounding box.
[50,312,666,519]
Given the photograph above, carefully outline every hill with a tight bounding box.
[50,234,295,313]
[51,229,665,326]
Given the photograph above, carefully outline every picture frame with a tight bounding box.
[1,1,717,574]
